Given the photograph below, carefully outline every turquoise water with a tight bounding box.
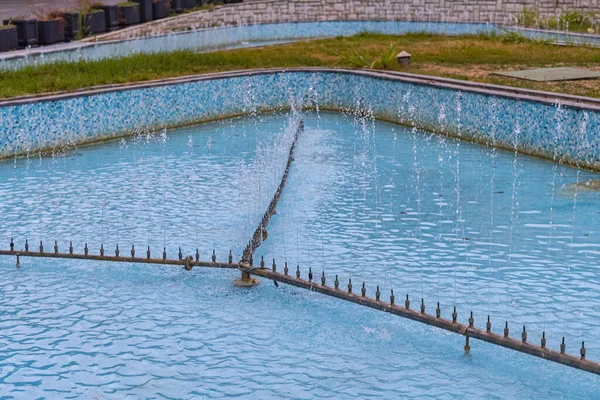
[1,112,600,398]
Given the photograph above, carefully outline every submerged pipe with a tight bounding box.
[242,117,304,262]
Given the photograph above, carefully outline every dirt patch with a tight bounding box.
[408,63,600,98]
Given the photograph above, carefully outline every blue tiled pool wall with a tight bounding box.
[0,71,598,169]
[334,73,599,168]
[506,26,600,47]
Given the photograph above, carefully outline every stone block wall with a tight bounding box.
[94,0,600,41]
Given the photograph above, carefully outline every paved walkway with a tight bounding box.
[0,0,121,21]
[0,0,132,60]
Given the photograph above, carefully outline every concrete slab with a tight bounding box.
[493,67,600,82]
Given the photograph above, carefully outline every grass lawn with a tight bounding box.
[2,32,600,99]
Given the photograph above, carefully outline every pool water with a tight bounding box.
[257,112,600,353]
[1,111,599,398]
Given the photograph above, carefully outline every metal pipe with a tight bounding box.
[242,265,600,376]
[0,249,238,269]
[242,118,304,262]
[3,246,599,375]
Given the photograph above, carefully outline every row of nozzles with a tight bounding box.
[3,237,593,371]
[242,119,303,262]
[9,238,233,264]
[254,255,588,361]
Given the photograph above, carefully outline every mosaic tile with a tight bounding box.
[0,71,597,170]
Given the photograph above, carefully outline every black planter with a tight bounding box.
[61,12,79,41]
[172,0,184,13]
[135,0,153,23]
[3,18,37,48]
[83,10,106,36]
[152,0,171,19]
[98,5,119,31]
[119,4,140,26]
[224,0,243,3]
[0,26,18,52]
[183,0,197,9]
[37,19,65,45]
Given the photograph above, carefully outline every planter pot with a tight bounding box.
[3,18,37,48]
[0,26,18,52]
[98,5,119,31]
[224,0,243,3]
[83,10,106,36]
[61,12,79,41]
[134,0,153,23]
[153,0,171,19]
[119,4,140,26]
[37,19,65,45]
[183,0,197,9]
[172,0,184,13]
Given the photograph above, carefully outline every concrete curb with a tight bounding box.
[1,67,599,112]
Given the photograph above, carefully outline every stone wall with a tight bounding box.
[93,0,600,41]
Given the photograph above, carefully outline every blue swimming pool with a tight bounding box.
[1,111,599,398]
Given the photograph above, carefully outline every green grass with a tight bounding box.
[182,3,218,14]
[2,32,600,99]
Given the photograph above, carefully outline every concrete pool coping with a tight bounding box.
[1,67,600,112]
[492,67,600,82]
